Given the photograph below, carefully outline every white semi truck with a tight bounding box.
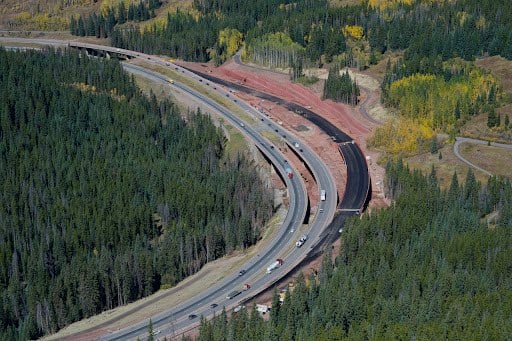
[266,259,283,274]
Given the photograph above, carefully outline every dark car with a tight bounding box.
[188,314,197,320]
[210,303,218,309]
[238,269,246,276]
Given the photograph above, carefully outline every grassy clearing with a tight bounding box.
[295,75,320,86]
[329,0,363,8]
[364,51,403,82]
[405,145,490,189]
[461,113,512,144]
[470,56,512,142]
[224,125,248,157]
[475,56,512,94]
[458,142,512,178]
[261,130,285,147]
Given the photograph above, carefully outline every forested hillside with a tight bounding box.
[0,48,273,339]
[92,0,512,65]
[200,163,512,339]
[67,0,509,114]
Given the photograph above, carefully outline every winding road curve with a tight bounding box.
[454,137,512,177]
[0,38,369,340]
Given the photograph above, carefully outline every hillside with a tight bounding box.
[201,162,512,339]
[0,0,192,31]
[0,48,273,339]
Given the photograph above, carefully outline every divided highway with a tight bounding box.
[0,38,369,340]
[177,64,370,249]
[103,59,337,340]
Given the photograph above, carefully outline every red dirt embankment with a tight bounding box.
[178,58,387,211]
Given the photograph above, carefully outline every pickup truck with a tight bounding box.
[295,234,307,247]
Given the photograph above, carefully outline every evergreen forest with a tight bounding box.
[323,67,360,105]
[0,48,273,339]
[200,162,512,340]
[100,0,512,66]
[70,0,512,114]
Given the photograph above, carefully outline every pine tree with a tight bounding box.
[77,16,86,37]
[147,319,154,341]
[487,108,497,128]
[118,2,127,24]
[70,16,77,35]
[430,136,439,154]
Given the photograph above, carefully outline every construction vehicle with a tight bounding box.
[266,259,283,274]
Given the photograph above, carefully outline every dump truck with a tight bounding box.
[266,259,283,274]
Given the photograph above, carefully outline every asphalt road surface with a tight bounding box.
[0,38,368,340]
[101,62,337,340]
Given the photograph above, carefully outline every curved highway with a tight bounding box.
[0,38,367,340]
[104,60,338,340]
[179,65,370,211]
[179,58,370,248]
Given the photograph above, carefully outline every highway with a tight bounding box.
[179,65,370,212]
[0,38,367,340]
[102,60,337,341]
[178,62,370,249]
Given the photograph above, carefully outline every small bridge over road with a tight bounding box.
[68,42,137,60]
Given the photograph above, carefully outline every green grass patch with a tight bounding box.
[223,125,248,158]
[295,75,319,86]
[405,145,491,189]
[459,142,512,179]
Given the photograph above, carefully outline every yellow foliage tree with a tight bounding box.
[368,117,434,155]
[367,0,413,10]
[343,25,364,40]
[375,64,498,155]
[219,28,244,57]
[387,70,497,131]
